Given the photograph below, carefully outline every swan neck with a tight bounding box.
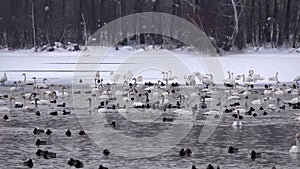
[227,71,231,79]
[161,95,165,103]
[23,74,26,82]
[296,137,300,149]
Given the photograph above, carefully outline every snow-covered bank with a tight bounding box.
[0,47,299,85]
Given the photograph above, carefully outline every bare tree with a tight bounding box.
[81,13,88,49]
[31,0,37,51]
[293,0,300,48]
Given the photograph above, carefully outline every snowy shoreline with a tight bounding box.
[0,47,299,85]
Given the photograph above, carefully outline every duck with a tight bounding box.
[23,159,33,168]
[62,110,71,115]
[98,164,108,169]
[45,129,52,135]
[36,139,47,146]
[33,128,44,135]
[68,158,84,168]
[65,129,72,137]
[179,148,186,156]
[206,164,215,169]
[36,149,56,159]
[3,114,9,120]
[228,146,239,153]
[162,117,173,122]
[289,133,300,153]
[103,149,110,156]
[79,130,86,136]
[186,148,192,156]
[57,102,66,107]
[35,111,41,116]
[250,150,261,160]
[49,111,58,116]
[105,121,116,128]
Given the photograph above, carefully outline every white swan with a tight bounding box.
[284,97,299,104]
[95,70,100,80]
[202,74,214,87]
[159,94,169,106]
[268,72,279,82]
[289,133,300,153]
[252,74,265,82]
[268,72,279,87]
[122,71,134,82]
[31,98,49,106]
[54,86,68,98]
[203,105,225,118]
[21,73,34,85]
[0,97,13,112]
[263,89,273,96]
[251,97,263,106]
[227,95,241,101]
[110,72,121,83]
[23,97,37,111]
[10,81,22,91]
[167,70,177,81]
[294,76,300,83]
[0,73,7,85]
[232,110,242,127]
[224,71,236,87]
[37,78,49,89]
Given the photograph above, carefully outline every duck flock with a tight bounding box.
[0,70,300,169]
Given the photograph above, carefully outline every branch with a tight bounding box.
[211,10,233,18]
[81,13,88,48]
[59,25,67,42]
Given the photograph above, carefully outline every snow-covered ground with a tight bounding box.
[0,47,299,85]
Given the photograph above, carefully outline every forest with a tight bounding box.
[0,0,300,52]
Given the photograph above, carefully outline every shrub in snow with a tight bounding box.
[66,42,80,51]
[54,42,63,48]
[296,48,300,53]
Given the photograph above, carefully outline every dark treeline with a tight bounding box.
[0,0,300,51]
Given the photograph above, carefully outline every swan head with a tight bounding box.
[32,76,36,79]
[296,133,300,148]
[137,75,143,82]
[22,73,26,76]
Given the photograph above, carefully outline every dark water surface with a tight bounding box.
[0,83,300,169]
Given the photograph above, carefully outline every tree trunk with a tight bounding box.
[272,0,278,48]
[284,0,292,43]
[293,0,300,48]
[229,0,239,49]
[258,0,262,46]
[252,0,256,46]
[31,0,37,51]
[81,13,87,49]
[265,0,271,42]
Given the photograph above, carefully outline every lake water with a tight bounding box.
[0,81,300,169]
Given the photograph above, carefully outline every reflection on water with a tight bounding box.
[0,83,299,169]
